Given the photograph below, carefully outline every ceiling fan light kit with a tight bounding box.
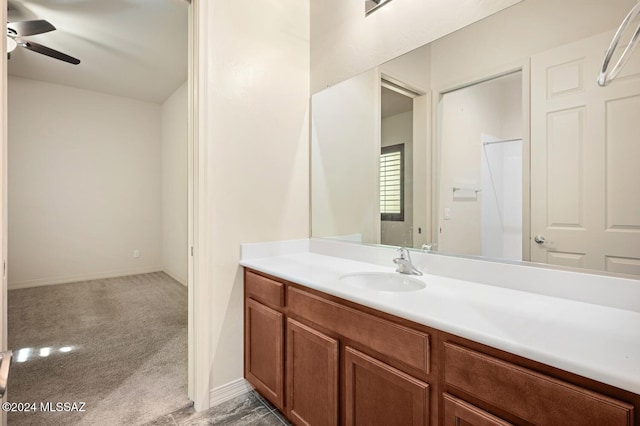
[6,35,17,52]
[6,19,80,65]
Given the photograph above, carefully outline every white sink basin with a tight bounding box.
[339,272,426,292]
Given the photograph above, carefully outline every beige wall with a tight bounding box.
[161,81,188,285]
[310,0,634,97]
[430,0,635,91]
[201,0,309,393]
[8,76,163,289]
[379,44,431,93]
[310,0,521,94]
[438,76,519,255]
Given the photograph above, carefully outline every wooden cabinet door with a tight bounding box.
[286,318,339,426]
[444,342,634,426]
[245,298,284,410]
[443,394,513,426]
[344,346,429,426]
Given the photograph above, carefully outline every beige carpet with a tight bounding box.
[7,272,190,425]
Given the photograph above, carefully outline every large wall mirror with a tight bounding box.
[311,0,640,277]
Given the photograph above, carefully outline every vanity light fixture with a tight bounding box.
[365,0,393,16]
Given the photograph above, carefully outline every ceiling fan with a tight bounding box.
[6,19,80,65]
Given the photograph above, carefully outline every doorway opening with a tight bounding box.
[3,1,200,420]
[380,83,414,247]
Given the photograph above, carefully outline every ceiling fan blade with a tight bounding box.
[8,20,56,36]
[18,40,80,65]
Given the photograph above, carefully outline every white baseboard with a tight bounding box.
[162,268,187,286]
[8,266,164,290]
[209,378,253,407]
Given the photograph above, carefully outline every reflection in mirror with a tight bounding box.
[311,0,640,277]
[438,72,523,261]
[311,69,380,244]
[365,0,393,16]
[379,78,429,250]
[380,85,413,247]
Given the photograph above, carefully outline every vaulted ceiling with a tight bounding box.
[7,0,188,104]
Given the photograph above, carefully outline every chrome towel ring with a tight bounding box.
[598,1,640,86]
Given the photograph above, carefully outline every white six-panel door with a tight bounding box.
[531,30,640,275]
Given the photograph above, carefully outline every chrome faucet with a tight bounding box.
[393,247,423,276]
[421,243,437,252]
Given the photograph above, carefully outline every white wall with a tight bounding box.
[480,137,522,260]
[8,76,163,288]
[312,69,380,243]
[161,81,188,285]
[381,111,413,247]
[201,0,309,395]
[497,77,523,260]
[310,0,521,93]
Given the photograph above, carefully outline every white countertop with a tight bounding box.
[240,241,640,395]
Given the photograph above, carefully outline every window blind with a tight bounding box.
[380,144,404,221]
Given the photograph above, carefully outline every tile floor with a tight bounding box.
[145,391,291,425]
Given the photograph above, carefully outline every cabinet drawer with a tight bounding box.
[245,270,284,309]
[288,287,430,373]
[443,393,513,426]
[444,342,634,426]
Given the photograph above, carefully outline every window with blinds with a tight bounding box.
[380,144,404,221]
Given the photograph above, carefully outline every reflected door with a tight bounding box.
[531,30,640,275]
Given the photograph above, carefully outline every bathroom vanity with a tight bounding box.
[240,240,640,426]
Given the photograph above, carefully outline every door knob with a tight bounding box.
[534,235,546,244]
